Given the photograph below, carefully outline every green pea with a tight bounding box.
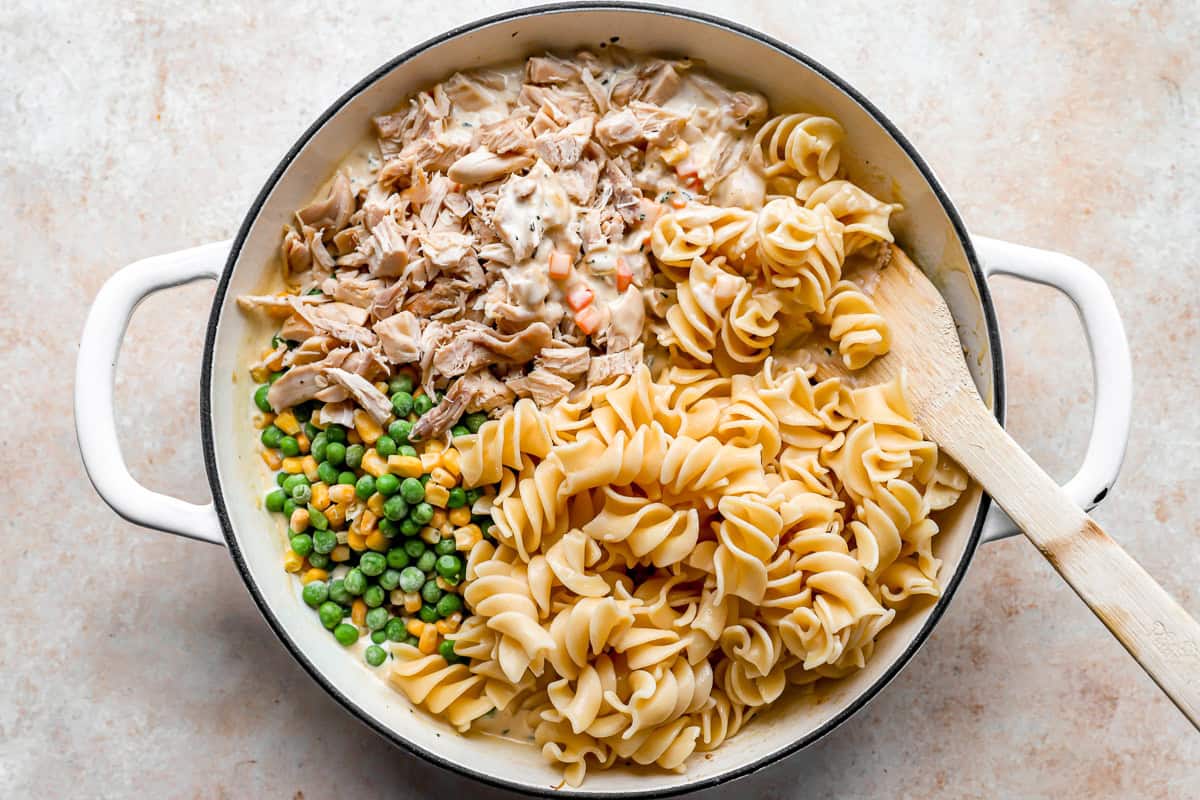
[416,551,436,574]
[371,629,388,644]
[477,518,492,536]
[343,568,367,595]
[379,568,402,591]
[293,403,312,422]
[363,585,385,609]
[398,566,425,593]
[279,436,300,457]
[364,644,387,667]
[403,633,420,647]
[388,419,413,444]
[318,601,343,629]
[365,607,389,631]
[436,592,463,618]
[276,471,289,487]
[312,529,337,555]
[391,391,414,418]
[438,638,461,663]
[398,444,418,458]
[311,432,328,462]
[291,484,312,505]
[434,537,457,556]
[418,474,430,486]
[282,473,309,493]
[418,604,439,623]
[376,435,397,458]
[282,498,297,516]
[265,489,286,513]
[290,533,313,557]
[400,518,422,537]
[254,385,272,413]
[302,581,328,608]
[268,369,283,384]
[411,502,434,526]
[359,552,386,577]
[383,495,409,521]
[344,444,364,470]
[307,506,328,531]
[325,425,347,444]
[464,487,481,505]
[414,394,434,416]
[328,579,352,605]
[446,487,467,509]
[261,425,284,449]
[337,471,356,485]
[399,477,425,504]
[378,518,398,537]
[304,422,319,441]
[435,554,463,581]
[307,552,331,569]
[385,617,407,642]
[403,539,426,559]
[334,623,359,646]
[450,425,469,438]
[317,461,339,485]
[463,412,488,434]
[420,580,443,605]
[324,441,346,467]
[376,473,400,497]
[355,475,376,500]
[386,548,410,570]
[388,374,415,395]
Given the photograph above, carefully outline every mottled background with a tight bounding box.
[2,0,1197,797]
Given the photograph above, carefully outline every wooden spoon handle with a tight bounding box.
[930,392,1200,728]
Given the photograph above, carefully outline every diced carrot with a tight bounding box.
[616,258,633,292]
[548,250,572,280]
[676,161,698,178]
[669,192,688,209]
[574,305,604,335]
[566,285,594,312]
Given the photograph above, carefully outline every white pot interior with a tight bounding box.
[207,7,995,795]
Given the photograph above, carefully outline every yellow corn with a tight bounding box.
[264,347,286,371]
[448,507,472,527]
[301,567,329,585]
[418,625,438,654]
[420,452,441,472]
[347,429,362,445]
[374,381,389,393]
[440,522,455,537]
[406,618,425,637]
[283,549,304,573]
[328,484,356,505]
[325,503,347,529]
[289,507,310,532]
[347,531,368,551]
[660,138,690,165]
[351,599,367,626]
[274,410,300,435]
[358,509,378,533]
[301,455,319,482]
[420,526,440,545]
[387,455,423,478]
[353,409,384,445]
[430,467,455,488]
[309,483,330,511]
[441,448,461,478]
[296,432,310,454]
[362,449,388,478]
[261,449,282,470]
[436,612,462,635]
[390,589,406,606]
[253,412,275,430]
[454,524,482,551]
[250,365,270,384]
[435,576,452,591]
[404,592,422,613]
[331,545,351,563]
[281,456,305,474]
[365,530,389,552]
[424,439,445,454]
[367,492,385,516]
[424,484,449,508]
[430,509,448,529]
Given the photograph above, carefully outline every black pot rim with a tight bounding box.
[200,3,1004,797]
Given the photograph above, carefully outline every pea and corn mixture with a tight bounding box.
[252,357,496,669]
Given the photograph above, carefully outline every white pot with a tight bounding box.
[75,4,1132,796]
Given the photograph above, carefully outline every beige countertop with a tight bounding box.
[2,0,1197,796]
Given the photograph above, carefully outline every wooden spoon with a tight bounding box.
[814,246,1200,727]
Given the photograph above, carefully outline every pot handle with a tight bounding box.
[973,236,1132,543]
[76,241,232,546]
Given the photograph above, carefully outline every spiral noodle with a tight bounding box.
[757,198,845,312]
[805,180,901,255]
[754,113,844,183]
[816,280,891,369]
[662,255,746,363]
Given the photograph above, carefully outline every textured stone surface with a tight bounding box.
[2,0,1197,797]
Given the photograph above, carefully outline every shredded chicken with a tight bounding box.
[506,368,575,406]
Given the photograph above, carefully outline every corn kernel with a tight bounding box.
[325,503,347,529]
[274,411,300,435]
[430,467,455,488]
[331,545,351,563]
[367,492,385,516]
[264,347,286,371]
[435,576,452,591]
[448,507,472,527]
[347,531,367,551]
[430,509,448,529]
[421,526,441,545]
[261,449,282,470]
[406,618,425,637]
[424,484,450,508]
[404,592,422,613]
[301,568,329,585]
[296,432,310,454]
[354,409,384,445]
[358,509,378,533]
[420,452,441,472]
[424,439,445,454]
[289,507,310,532]
[301,455,320,482]
[387,455,423,478]
[365,530,389,552]
[328,484,356,505]
[283,549,304,572]
[435,618,453,635]
[351,599,367,626]
[362,449,388,478]
[440,522,455,536]
[454,524,482,551]
[374,381,389,393]
[250,366,269,383]
[436,613,461,634]
[347,429,362,445]
[660,139,690,165]
[418,625,438,654]
[281,456,305,474]
[390,589,406,606]
[253,412,275,430]
[441,447,462,477]
[310,483,330,511]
